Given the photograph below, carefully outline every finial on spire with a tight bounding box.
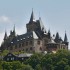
[29,8,35,23]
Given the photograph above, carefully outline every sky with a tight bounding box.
[0,0,70,48]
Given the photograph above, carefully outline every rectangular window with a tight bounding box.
[37,41,40,45]
[7,58,9,61]
[10,46,13,50]
[22,43,24,46]
[19,44,21,48]
[30,47,32,50]
[29,41,32,45]
[26,42,28,46]
[26,48,28,51]
[15,45,17,49]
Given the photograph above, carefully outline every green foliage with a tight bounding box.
[24,53,42,69]
[64,65,70,70]
[1,61,33,70]
[11,61,22,70]
[0,50,9,56]
[0,49,70,70]
[13,50,25,55]
[21,64,34,70]
[35,64,42,70]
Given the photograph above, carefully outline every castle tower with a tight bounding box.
[26,9,36,32]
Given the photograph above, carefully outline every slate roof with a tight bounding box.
[18,53,33,57]
[10,31,38,45]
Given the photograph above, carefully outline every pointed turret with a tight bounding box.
[64,31,68,48]
[64,32,68,42]
[54,32,60,43]
[48,29,51,39]
[4,30,7,40]
[29,9,35,23]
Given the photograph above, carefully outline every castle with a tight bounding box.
[0,10,69,53]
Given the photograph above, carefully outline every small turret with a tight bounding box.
[48,29,51,39]
[4,30,7,40]
[54,32,60,43]
[10,25,16,37]
[64,32,68,42]
[64,31,68,46]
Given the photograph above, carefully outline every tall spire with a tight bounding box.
[13,24,16,36]
[29,8,35,23]
[64,31,68,42]
[4,30,7,40]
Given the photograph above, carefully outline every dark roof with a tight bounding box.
[10,31,38,45]
[64,32,68,42]
[18,53,33,57]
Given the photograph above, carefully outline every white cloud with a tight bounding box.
[0,16,11,23]
[16,26,26,35]
[0,32,4,46]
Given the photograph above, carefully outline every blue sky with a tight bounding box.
[0,0,70,48]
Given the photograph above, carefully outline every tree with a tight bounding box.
[2,61,12,70]
[11,61,22,70]
[24,53,42,69]
[35,64,42,70]
[64,65,70,70]
[21,64,34,70]
[54,60,68,70]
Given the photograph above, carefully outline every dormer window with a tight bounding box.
[23,38,25,39]
[31,35,32,37]
[11,42,13,44]
[27,36,29,38]
[21,39,22,40]
[17,40,19,41]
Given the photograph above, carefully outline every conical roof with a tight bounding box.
[64,32,68,42]
[29,9,35,23]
